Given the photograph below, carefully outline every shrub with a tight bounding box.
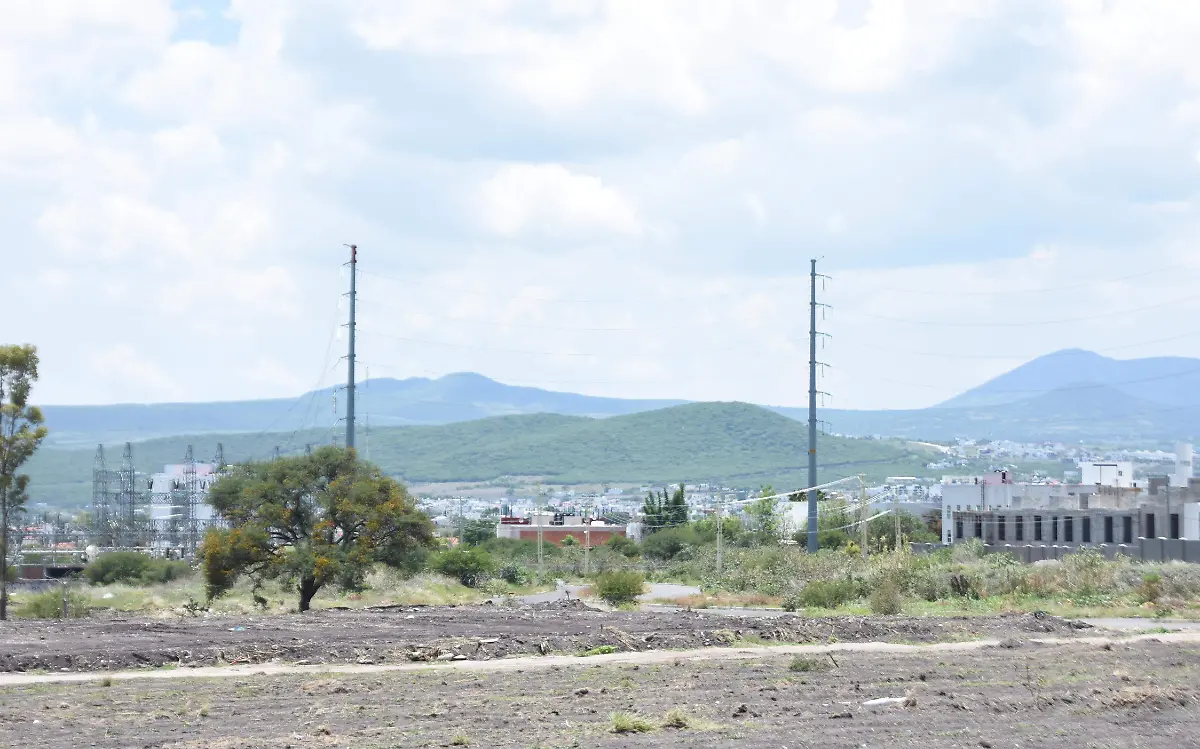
[605,535,640,558]
[594,570,645,606]
[560,535,579,546]
[16,588,91,619]
[480,578,509,597]
[432,547,494,588]
[797,578,860,609]
[949,573,977,599]
[1139,572,1163,604]
[869,576,904,615]
[85,552,193,586]
[497,562,532,586]
[641,526,699,561]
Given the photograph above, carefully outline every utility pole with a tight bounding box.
[859,476,869,559]
[583,503,591,576]
[536,486,545,579]
[715,491,724,575]
[806,259,829,553]
[894,486,902,553]
[458,496,465,546]
[344,244,357,450]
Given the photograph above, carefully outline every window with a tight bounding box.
[998,516,1006,542]
[1034,515,1043,542]
[1104,516,1114,544]
[1015,515,1024,541]
[1171,514,1180,540]
[974,518,983,538]
[955,519,963,541]
[1082,517,1091,544]
[1146,513,1156,539]
[1123,516,1133,544]
[1064,516,1074,543]
[1052,516,1059,542]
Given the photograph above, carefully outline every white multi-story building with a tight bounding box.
[1079,461,1134,488]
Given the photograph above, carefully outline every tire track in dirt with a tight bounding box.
[3,632,1197,687]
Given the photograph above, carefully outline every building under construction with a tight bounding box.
[91,443,228,558]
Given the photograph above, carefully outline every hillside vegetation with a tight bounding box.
[25,402,937,508]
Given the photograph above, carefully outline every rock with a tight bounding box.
[574,688,590,697]
[452,655,468,661]
[829,711,853,719]
[436,653,456,661]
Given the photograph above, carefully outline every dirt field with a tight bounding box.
[1,636,1197,748]
[0,602,1098,672]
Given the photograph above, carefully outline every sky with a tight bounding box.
[4,0,1200,412]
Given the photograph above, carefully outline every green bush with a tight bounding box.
[432,547,494,587]
[594,570,645,606]
[498,562,532,586]
[641,526,699,561]
[84,552,192,586]
[605,535,641,558]
[869,576,904,615]
[796,578,861,609]
[16,588,91,619]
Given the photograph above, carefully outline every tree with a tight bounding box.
[0,345,48,620]
[643,484,687,535]
[745,485,780,541]
[461,518,497,547]
[641,490,664,534]
[202,446,435,612]
[666,482,688,526]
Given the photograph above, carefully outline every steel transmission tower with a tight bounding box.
[92,445,114,546]
[345,243,358,450]
[806,259,830,552]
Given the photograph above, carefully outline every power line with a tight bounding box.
[843,261,1192,298]
[834,293,1199,327]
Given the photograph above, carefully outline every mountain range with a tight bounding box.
[39,350,1200,446]
[25,402,938,508]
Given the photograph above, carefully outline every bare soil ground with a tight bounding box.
[1,637,1197,748]
[0,602,1096,672]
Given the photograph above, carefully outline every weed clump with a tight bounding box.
[85,551,192,587]
[610,712,656,734]
[795,578,861,609]
[661,708,691,729]
[16,588,91,619]
[868,576,904,615]
[789,655,832,673]
[594,570,645,606]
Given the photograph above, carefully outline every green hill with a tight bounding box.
[24,402,939,509]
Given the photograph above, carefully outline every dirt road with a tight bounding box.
[0,602,1097,673]
[2,634,1196,748]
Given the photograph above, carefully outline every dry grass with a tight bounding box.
[610,712,656,734]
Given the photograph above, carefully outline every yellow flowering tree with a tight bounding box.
[203,446,434,611]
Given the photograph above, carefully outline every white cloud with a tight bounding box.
[476,163,644,238]
[6,0,1200,418]
[87,344,181,403]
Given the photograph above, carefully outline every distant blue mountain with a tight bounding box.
[938,349,1200,409]
[37,351,1200,446]
[40,373,685,446]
